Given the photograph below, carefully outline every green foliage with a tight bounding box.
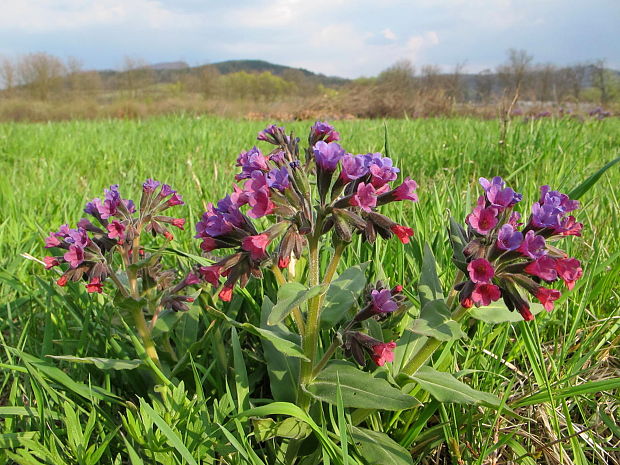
[1,116,619,464]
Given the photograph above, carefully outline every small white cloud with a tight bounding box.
[382,28,397,41]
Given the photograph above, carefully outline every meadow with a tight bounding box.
[0,115,619,464]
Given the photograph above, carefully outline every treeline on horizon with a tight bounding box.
[0,49,618,122]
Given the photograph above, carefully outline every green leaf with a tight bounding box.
[252,417,312,442]
[469,301,545,324]
[206,306,308,360]
[139,399,198,465]
[306,361,420,410]
[113,293,146,313]
[269,282,327,325]
[320,263,369,329]
[46,356,142,371]
[418,243,444,308]
[260,297,300,403]
[411,366,501,408]
[391,330,428,377]
[231,327,250,412]
[410,300,466,341]
[448,217,468,272]
[568,156,620,200]
[350,427,413,465]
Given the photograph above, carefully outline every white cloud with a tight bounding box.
[382,28,397,40]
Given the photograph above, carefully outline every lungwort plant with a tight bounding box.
[40,121,585,463]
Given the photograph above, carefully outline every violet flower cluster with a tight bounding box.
[43,181,198,311]
[455,177,583,320]
[194,121,419,302]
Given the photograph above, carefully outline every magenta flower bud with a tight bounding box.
[471,283,501,306]
[235,147,269,181]
[310,121,340,144]
[467,258,495,284]
[517,231,546,259]
[524,256,557,282]
[371,341,396,366]
[199,265,221,287]
[63,245,84,268]
[368,155,399,188]
[166,193,184,207]
[536,287,561,311]
[393,177,419,201]
[219,284,234,302]
[349,182,377,212]
[555,258,582,290]
[45,233,62,248]
[370,289,398,314]
[44,256,60,269]
[86,277,104,294]
[159,184,175,198]
[313,141,346,172]
[241,234,270,260]
[185,272,201,286]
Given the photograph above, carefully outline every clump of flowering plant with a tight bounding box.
[454,177,583,320]
[194,121,419,407]
[43,181,198,365]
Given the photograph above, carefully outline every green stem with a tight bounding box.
[323,242,345,285]
[131,304,160,367]
[299,233,321,410]
[312,339,339,377]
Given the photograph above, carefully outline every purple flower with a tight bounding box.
[67,228,90,248]
[524,256,557,282]
[339,154,369,182]
[269,150,286,164]
[143,178,160,193]
[539,186,580,213]
[367,154,399,188]
[310,121,340,143]
[159,184,175,198]
[84,198,103,218]
[247,187,274,218]
[166,193,184,207]
[63,245,84,268]
[518,230,547,259]
[349,183,377,212]
[370,289,398,314]
[257,124,285,144]
[266,167,290,191]
[496,224,523,250]
[235,146,269,181]
[314,141,346,172]
[479,177,522,209]
[45,233,62,248]
[195,196,245,238]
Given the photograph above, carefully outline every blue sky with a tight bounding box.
[1,0,618,78]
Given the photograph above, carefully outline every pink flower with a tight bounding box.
[371,341,396,366]
[370,289,398,314]
[86,277,104,294]
[45,233,61,248]
[199,265,221,286]
[467,197,498,235]
[107,220,126,243]
[349,183,377,212]
[278,256,290,269]
[555,258,582,290]
[63,245,84,268]
[247,187,274,218]
[393,177,419,201]
[471,283,501,306]
[524,256,557,282]
[185,272,201,286]
[171,218,185,229]
[56,275,68,287]
[166,193,184,207]
[241,234,270,260]
[536,287,561,311]
[219,285,234,302]
[467,258,495,284]
[43,256,60,269]
[391,225,414,244]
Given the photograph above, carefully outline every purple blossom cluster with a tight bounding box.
[194,121,419,302]
[43,181,188,306]
[456,177,583,320]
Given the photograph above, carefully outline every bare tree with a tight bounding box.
[590,59,617,105]
[0,56,17,95]
[121,56,154,98]
[17,52,66,100]
[497,49,533,97]
[533,63,556,102]
[476,69,495,103]
[377,60,416,94]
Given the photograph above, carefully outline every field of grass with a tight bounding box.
[0,115,619,464]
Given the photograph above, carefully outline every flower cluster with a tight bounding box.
[195,121,419,301]
[43,181,192,309]
[455,177,583,320]
[341,283,406,366]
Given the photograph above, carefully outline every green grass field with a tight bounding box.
[1,115,619,464]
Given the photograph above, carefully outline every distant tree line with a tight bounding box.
[0,50,617,120]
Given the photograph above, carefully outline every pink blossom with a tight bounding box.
[536,287,561,311]
[241,234,270,260]
[524,256,557,281]
[471,283,501,306]
[555,258,582,290]
[391,225,414,244]
[371,341,396,366]
[349,183,377,212]
[467,258,495,284]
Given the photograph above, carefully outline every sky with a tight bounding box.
[1,0,619,78]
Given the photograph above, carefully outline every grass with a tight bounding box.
[0,114,619,464]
